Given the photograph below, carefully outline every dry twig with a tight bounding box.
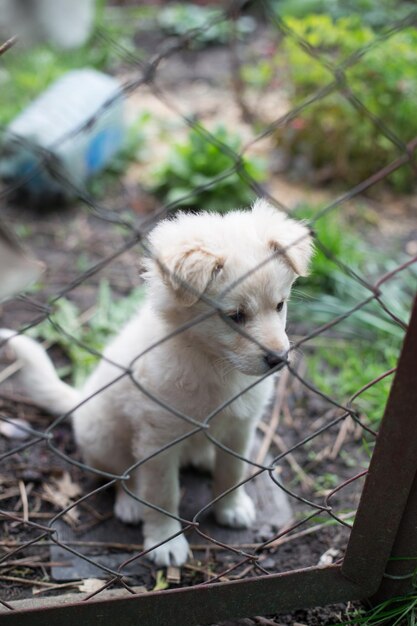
[0,37,16,57]
[18,480,29,522]
[267,511,355,550]
[257,421,315,490]
[253,370,289,473]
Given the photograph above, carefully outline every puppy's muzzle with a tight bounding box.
[264,350,289,370]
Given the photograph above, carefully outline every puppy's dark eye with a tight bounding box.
[276,301,285,313]
[228,309,246,324]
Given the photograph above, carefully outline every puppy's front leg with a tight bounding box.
[139,448,189,567]
[212,422,256,529]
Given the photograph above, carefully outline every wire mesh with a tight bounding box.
[0,0,416,617]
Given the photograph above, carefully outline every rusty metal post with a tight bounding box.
[370,470,417,602]
[0,566,365,626]
[342,294,417,594]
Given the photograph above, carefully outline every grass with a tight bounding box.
[28,280,145,387]
[337,587,417,625]
[291,204,415,427]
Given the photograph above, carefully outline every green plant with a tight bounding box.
[152,125,266,212]
[157,4,255,47]
[291,206,415,425]
[278,15,417,190]
[294,203,367,292]
[336,586,417,625]
[315,472,339,490]
[240,58,276,90]
[273,0,415,30]
[29,280,145,386]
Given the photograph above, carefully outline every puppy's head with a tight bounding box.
[143,199,313,376]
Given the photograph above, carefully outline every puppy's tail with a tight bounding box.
[0,329,81,415]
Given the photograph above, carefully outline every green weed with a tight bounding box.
[157,3,255,47]
[276,15,417,190]
[28,280,145,387]
[151,125,266,212]
[337,589,417,625]
[273,0,415,30]
[291,206,415,425]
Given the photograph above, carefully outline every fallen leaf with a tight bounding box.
[42,483,80,525]
[406,240,417,256]
[318,548,340,567]
[77,578,105,594]
[52,472,82,500]
[42,472,82,527]
[153,570,169,591]
[32,581,78,596]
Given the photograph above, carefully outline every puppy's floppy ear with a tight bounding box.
[269,229,313,277]
[158,245,224,306]
[253,199,314,277]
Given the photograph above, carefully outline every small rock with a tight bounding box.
[406,240,417,256]
[259,557,276,570]
[318,548,340,567]
[0,417,32,440]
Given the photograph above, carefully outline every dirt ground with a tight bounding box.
[0,18,416,626]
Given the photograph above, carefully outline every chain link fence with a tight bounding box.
[0,1,417,623]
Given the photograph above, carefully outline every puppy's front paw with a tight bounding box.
[114,490,142,524]
[144,533,190,567]
[214,489,256,529]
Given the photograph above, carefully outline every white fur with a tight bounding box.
[0,199,313,567]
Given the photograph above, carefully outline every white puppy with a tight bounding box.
[1,199,313,566]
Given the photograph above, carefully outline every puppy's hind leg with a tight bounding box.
[74,414,143,524]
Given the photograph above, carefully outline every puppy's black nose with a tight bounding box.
[264,351,288,369]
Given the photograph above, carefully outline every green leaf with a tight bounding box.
[153,570,169,591]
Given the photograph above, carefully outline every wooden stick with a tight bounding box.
[253,370,289,472]
[257,421,315,490]
[330,417,352,460]
[18,480,29,522]
[0,574,59,588]
[0,37,17,56]
[267,511,355,550]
